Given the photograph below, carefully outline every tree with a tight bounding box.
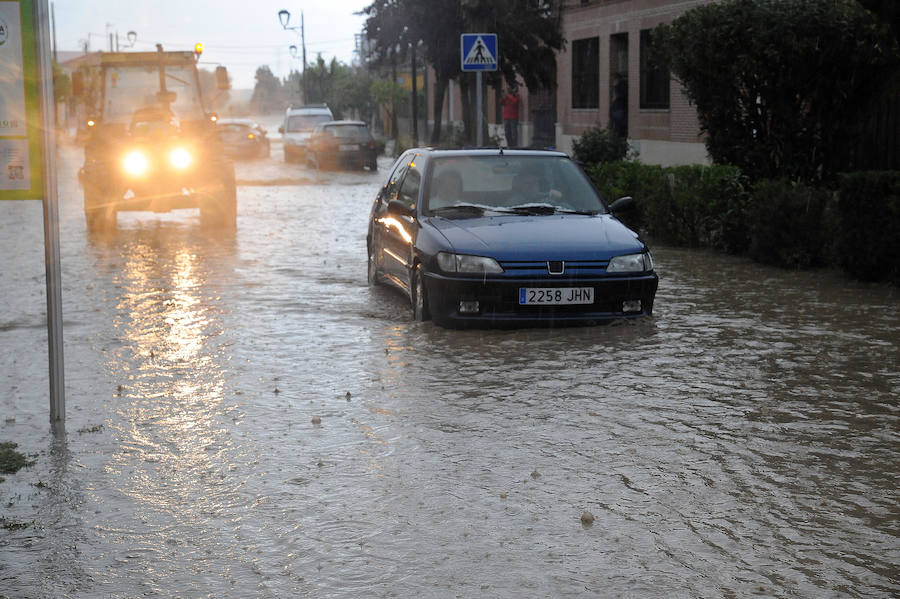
[656,0,900,183]
[52,62,71,105]
[250,66,284,114]
[371,78,406,138]
[361,0,564,145]
[279,57,375,121]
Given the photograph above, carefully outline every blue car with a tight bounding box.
[366,149,658,328]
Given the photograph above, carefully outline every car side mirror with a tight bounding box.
[609,196,634,213]
[387,199,414,217]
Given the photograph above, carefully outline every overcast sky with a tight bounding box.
[52,0,370,89]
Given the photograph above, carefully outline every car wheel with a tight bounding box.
[412,265,430,322]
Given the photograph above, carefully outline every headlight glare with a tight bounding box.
[437,252,503,274]
[122,150,149,177]
[169,147,193,170]
[607,252,652,273]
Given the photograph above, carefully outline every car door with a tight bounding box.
[371,154,411,278]
[379,154,422,290]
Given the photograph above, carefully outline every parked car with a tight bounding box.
[307,120,378,171]
[217,118,270,159]
[279,104,333,163]
[366,148,658,328]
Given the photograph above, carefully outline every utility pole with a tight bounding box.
[411,42,418,145]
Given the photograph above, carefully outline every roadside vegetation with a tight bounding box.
[577,0,900,284]
[0,442,33,484]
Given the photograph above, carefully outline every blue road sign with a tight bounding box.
[461,33,497,72]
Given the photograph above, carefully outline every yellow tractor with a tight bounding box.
[74,45,235,232]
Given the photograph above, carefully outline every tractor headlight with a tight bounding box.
[169,147,193,170]
[122,150,150,177]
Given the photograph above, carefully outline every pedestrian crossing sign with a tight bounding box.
[461,33,497,72]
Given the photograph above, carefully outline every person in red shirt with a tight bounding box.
[500,85,521,147]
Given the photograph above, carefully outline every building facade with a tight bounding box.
[556,0,713,164]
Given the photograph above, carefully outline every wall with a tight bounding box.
[556,0,712,164]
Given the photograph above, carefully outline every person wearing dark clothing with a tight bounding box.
[610,74,628,138]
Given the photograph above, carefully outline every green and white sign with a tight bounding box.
[0,0,42,199]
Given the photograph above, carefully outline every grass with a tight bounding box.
[0,442,34,475]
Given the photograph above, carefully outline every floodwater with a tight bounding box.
[1,125,898,598]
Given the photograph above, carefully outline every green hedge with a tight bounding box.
[747,179,836,269]
[586,162,747,251]
[836,171,900,283]
[586,161,899,284]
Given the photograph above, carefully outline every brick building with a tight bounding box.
[424,0,713,166]
[556,0,713,164]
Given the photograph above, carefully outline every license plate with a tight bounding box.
[519,287,594,305]
[339,144,359,151]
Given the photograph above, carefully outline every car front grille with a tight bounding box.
[498,259,610,277]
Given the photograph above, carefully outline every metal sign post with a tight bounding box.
[0,0,65,424]
[461,33,497,147]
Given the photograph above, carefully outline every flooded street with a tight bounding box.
[1,127,898,598]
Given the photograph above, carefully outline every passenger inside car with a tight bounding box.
[429,169,463,209]
[511,170,547,204]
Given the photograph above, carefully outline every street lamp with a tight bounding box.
[277,9,306,73]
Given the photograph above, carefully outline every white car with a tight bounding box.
[278,104,333,163]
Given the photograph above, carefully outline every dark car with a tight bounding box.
[366,149,658,328]
[217,118,270,159]
[307,120,378,171]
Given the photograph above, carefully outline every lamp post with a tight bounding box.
[278,9,306,73]
[289,44,303,101]
[279,9,307,103]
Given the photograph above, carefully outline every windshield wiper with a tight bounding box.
[507,204,602,216]
[431,203,489,214]
[508,204,558,215]
[556,208,602,215]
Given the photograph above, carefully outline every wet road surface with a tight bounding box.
[1,125,898,597]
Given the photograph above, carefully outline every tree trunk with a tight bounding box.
[390,51,399,143]
[459,74,475,146]
[430,74,448,145]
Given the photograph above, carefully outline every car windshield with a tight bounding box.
[322,124,370,141]
[103,65,204,123]
[425,155,608,216]
[287,114,332,132]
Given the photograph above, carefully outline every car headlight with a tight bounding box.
[436,252,504,274]
[607,252,653,273]
[169,147,193,170]
[122,150,150,177]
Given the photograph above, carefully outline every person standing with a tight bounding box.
[500,86,521,147]
[610,73,628,138]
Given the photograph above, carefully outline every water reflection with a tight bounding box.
[78,221,262,591]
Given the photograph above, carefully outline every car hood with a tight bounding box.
[427,214,645,261]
